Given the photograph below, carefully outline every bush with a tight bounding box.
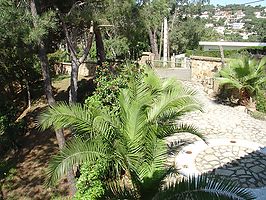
[256,91,266,113]
[75,161,107,200]
[85,62,144,113]
[0,101,25,152]
[186,46,266,58]
[216,56,266,107]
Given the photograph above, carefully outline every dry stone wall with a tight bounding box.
[54,62,96,77]
[189,56,225,95]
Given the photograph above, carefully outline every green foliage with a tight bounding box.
[216,56,266,104]
[27,10,58,43]
[75,161,107,200]
[85,62,143,113]
[186,47,266,58]
[170,18,209,53]
[0,0,42,139]
[0,167,16,191]
[39,68,202,190]
[39,67,254,199]
[140,0,170,29]
[153,174,255,200]
[245,18,266,42]
[0,100,25,152]
[48,49,69,63]
[105,37,130,59]
[256,91,266,113]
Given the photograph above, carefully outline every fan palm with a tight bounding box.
[216,56,266,104]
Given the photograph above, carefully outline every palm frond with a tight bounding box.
[138,138,167,180]
[39,103,97,137]
[216,77,243,90]
[148,91,201,122]
[105,178,137,200]
[153,174,255,200]
[156,123,203,140]
[46,137,107,186]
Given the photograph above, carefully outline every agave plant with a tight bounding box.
[216,56,266,104]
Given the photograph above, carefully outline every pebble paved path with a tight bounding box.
[166,81,266,199]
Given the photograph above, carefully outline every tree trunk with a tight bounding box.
[38,41,56,105]
[94,24,105,65]
[59,14,94,104]
[153,28,159,59]
[219,45,225,68]
[159,22,163,60]
[148,27,159,59]
[69,59,79,103]
[25,79,31,109]
[29,0,76,195]
[163,17,168,67]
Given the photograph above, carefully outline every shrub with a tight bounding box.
[85,62,144,112]
[74,160,107,200]
[256,91,266,113]
[186,46,266,58]
[48,49,69,63]
[216,56,266,106]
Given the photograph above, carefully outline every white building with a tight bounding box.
[214,26,225,34]
[199,41,266,51]
[200,11,209,19]
[231,22,245,30]
[205,23,214,28]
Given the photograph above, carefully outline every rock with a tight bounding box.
[236,169,246,175]
[250,166,264,173]
[215,169,234,176]
[234,105,247,113]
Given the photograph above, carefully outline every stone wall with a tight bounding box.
[189,56,226,95]
[54,62,96,77]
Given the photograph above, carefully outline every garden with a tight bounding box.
[0,0,266,199]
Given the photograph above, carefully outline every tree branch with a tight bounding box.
[79,22,94,64]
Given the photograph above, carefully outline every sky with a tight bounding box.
[210,0,266,6]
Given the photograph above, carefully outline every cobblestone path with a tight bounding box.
[167,81,266,199]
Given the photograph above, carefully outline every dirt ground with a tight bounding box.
[0,76,94,200]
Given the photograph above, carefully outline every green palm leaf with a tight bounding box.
[39,66,204,194]
[39,103,97,137]
[153,175,255,200]
[46,137,107,186]
[216,56,266,99]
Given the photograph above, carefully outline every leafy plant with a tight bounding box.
[39,68,255,199]
[216,56,266,105]
[75,160,107,200]
[39,68,201,190]
[256,90,266,113]
[152,174,255,200]
[85,62,143,113]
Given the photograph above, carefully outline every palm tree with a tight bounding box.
[152,174,255,200]
[40,69,201,184]
[216,56,266,105]
[39,69,255,199]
